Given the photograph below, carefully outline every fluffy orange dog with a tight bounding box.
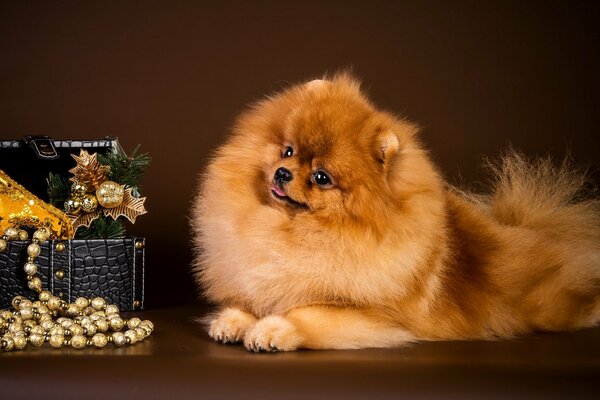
[192,74,600,351]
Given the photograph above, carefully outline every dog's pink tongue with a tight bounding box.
[272,185,287,197]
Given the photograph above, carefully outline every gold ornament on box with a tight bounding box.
[102,187,147,223]
[69,150,109,188]
[0,169,74,239]
[81,194,98,213]
[63,150,147,231]
[96,181,125,208]
[71,182,89,197]
[64,197,82,214]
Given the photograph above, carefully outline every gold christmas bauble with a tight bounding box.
[64,198,82,214]
[80,194,99,213]
[71,182,89,197]
[96,181,125,208]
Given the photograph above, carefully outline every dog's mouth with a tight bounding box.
[270,185,309,210]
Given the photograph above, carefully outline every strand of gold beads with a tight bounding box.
[0,226,154,352]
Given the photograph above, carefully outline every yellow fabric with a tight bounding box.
[0,169,73,239]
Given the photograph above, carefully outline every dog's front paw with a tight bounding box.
[208,308,257,344]
[244,315,303,352]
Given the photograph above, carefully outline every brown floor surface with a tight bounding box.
[1,304,599,399]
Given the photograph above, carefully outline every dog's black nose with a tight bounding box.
[274,167,293,183]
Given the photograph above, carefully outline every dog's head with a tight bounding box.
[232,74,424,231]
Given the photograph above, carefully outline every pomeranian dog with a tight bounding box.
[191,73,600,352]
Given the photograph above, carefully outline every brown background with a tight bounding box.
[1,0,599,308]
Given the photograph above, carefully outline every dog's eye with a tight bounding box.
[282,146,294,158]
[313,170,332,187]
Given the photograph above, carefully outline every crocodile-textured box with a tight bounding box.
[0,238,145,311]
[0,137,146,311]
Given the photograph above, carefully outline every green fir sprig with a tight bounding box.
[75,215,126,239]
[98,143,151,198]
[46,172,70,209]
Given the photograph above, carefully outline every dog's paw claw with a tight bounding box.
[244,316,302,352]
[208,308,257,344]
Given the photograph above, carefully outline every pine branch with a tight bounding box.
[75,215,127,239]
[98,143,151,197]
[46,172,70,209]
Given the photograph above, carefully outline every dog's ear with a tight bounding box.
[373,129,400,168]
[305,79,329,90]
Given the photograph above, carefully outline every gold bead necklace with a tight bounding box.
[0,226,154,352]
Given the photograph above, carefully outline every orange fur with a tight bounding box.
[191,73,600,351]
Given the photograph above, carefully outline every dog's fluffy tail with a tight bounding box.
[483,150,600,234]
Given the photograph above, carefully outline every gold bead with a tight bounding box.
[49,334,64,348]
[124,330,137,344]
[85,323,97,335]
[55,242,66,253]
[19,308,33,321]
[40,320,54,331]
[91,297,106,310]
[24,262,37,276]
[49,326,65,336]
[69,324,84,336]
[71,334,87,349]
[30,326,44,336]
[8,323,23,334]
[55,270,65,280]
[95,319,109,333]
[47,296,62,311]
[0,238,7,252]
[74,297,89,309]
[2,338,15,351]
[133,300,141,310]
[27,277,42,292]
[127,317,141,329]
[39,314,51,323]
[11,296,25,309]
[134,327,147,341]
[135,241,144,250]
[105,305,119,315]
[18,230,29,240]
[66,304,80,317]
[33,228,50,242]
[28,333,44,347]
[112,332,127,346]
[39,291,52,302]
[109,317,124,331]
[95,181,125,208]
[92,333,108,348]
[5,227,19,240]
[13,336,27,350]
[27,243,41,257]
